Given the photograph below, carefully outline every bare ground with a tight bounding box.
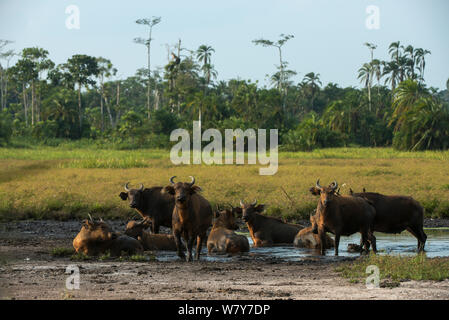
[1,220,449,300]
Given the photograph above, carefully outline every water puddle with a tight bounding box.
[152,229,449,262]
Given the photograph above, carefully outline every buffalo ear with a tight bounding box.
[214,211,220,219]
[190,185,202,194]
[254,204,265,212]
[119,192,128,200]
[163,186,175,195]
[309,187,320,196]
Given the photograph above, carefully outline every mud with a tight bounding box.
[1,220,449,300]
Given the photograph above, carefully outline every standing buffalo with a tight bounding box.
[163,176,213,261]
[240,200,303,247]
[207,206,250,254]
[310,180,377,256]
[125,220,178,251]
[119,183,174,233]
[73,215,143,256]
[350,188,427,252]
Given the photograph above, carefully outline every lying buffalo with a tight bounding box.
[310,180,377,256]
[125,220,177,251]
[163,176,213,261]
[119,183,174,234]
[239,200,303,247]
[207,206,250,254]
[294,215,334,250]
[350,188,427,252]
[73,215,143,256]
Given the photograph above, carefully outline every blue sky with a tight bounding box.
[1,0,448,89]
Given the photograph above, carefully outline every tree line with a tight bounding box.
[0,25,448,151]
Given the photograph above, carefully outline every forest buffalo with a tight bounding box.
[240,200,303,247]
[163,176,213,261]
[350,188,427,252]
[119,183,174,233]
[294,215,334,249]
[125,220,177,251]
[207,206,249,254]
[310,180,377,256]
[73,215,143,256]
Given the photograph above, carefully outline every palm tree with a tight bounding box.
[302,72,322,110]
[414,48,431,82]
[382,61,400,91]
[357,63,373,111]
[371,59,382,94]
[196,45,215,87]
[364,42,377,62]
[390,79,429,131]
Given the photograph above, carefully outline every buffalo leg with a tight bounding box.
[186,236,195,262]
[173,230,186,260]
[195,234,204,260]
[407,226,427,252]
[368,232,377,253]
[319,229,327,255]
[334,233,340,256]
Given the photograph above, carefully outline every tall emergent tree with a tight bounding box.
[0,40,16,112]
[134,16,161,120]
[252,34,294,112]
[196,45,217,88]
[61,54,99,134]
[96,57,117,131]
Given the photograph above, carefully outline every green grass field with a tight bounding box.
[1,147,449,222]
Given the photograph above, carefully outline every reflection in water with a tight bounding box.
[154,229,449,262]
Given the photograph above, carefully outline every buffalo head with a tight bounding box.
[163,176,201,209]
[239,199,265,223]
[119,182,144,209]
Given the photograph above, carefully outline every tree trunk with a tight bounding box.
[31,80,35,125]
[78,83,82,134]
[100,83,104,132]
[114,81,120,128]
[22,83,28,126]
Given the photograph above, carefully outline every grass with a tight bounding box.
[50,247,75,257]
[336,254,449,282]
[1,147,449,222]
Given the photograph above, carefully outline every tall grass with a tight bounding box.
[0,147,448,221]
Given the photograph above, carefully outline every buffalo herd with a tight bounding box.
[73,176,427,260]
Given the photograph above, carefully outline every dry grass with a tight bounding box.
[1,147,449,221]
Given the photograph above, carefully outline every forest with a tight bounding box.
[1,25,449,152]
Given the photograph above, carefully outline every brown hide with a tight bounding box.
[119,184,174,233]
[163,177,213,261]
[125,220,177,251]
[351,190,426,251]
[293,226,334,249]
[311,180,377,256]
[207,209,249,254]
[240,201,303,247]
[73,219,142,256]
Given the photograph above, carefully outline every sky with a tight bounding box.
[1,0,448,90]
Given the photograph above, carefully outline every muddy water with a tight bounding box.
[154,229,449,262]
